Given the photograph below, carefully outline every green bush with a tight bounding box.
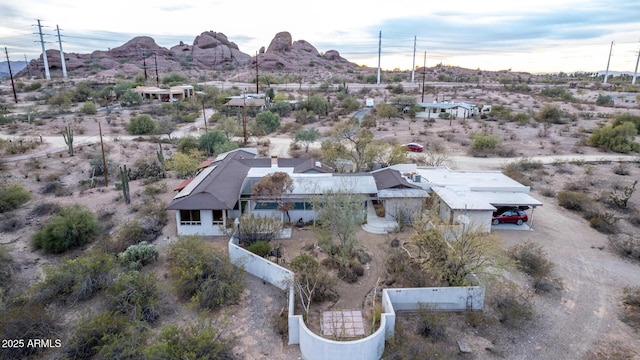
[127,114,157,135]
[65,312,135,359]
[31,205,100,253]
[253,110,281,135]
[470,132,501,155]
[588,122,640,153]
[198,130,238,156]
[80,101,97,115]
[612,113,640,132]
[33,251,115,304]
[535,103,565,124]
[168,236,245,310]
[247,240,271,257]
[106,271,160,322]
[118,241,159,269]
[556,190,592,211]
[492,283,534,328]
[596,94,614,106]
[177,135,199,153]
[145,318,236,360]
[0,184,31,213]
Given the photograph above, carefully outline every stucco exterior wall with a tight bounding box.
[174,211,226,236]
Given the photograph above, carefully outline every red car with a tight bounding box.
[405,143,424,152]
[492,208,528,225]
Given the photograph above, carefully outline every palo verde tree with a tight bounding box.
[251,172,294,223]
[411,220,501,286]
[312,189,365,261]
[323,119,375,172]
[290,254,336,319]
[294,127,320,153]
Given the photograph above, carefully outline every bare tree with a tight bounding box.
[312,189,365,260]
[251,172,294,223]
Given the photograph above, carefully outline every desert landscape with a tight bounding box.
[1,31,640,360]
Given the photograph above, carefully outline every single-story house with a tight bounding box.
[166,149,542,236]
[134,85,195,102]
[166,148,377,236]
[225,94,266,109]
[415,101,478,120]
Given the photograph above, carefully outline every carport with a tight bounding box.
[489,192,543,230]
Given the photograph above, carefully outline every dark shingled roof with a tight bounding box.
[371,168,421,190]
[166,149,332,211]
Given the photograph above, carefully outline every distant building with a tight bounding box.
[415,101,478,119]
[134,85,195,102]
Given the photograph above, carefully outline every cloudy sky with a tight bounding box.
[1,0,639,74]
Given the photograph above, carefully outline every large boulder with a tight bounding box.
[266,32,293,53]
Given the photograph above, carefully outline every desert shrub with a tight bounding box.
[0,214,24,233]
[609,234,640,260]
[539,187,556,197]
[613,163,631,175]
[110,202,167,253]
[129,155,164,181]
[0,303,60,360]
[588,211,618,234]
[168,236,245,309]
[595,94,614,106]
[385,248,433,287]
[535,103,565,124]
[166,150,205,178]
[0,244,13,286]
[144,318,236,360]
[0,184,31,213]
[247,240,271,257]
[509,241,563,293]
[416,306,447,342]
[198,130,238,156]
[106,271,161,323]
[177,135,199,153]
[29,202,61,217]
[556,190,592,211]
[612,113,640,132]
[80,101,97,115]
[31,204,100,253]
[620,286,640,331]
[253,110,281,135]
[118,241,159,269]
[236,213,283,246]
[33,251,115,304]
[588,122,640,153]
[127,114,157,135]
[290,254,336,302]
[470,132,501,155]
[64,312,135,359]
[492,283,534,328]
[39,181,73,197]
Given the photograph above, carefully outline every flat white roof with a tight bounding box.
[431,186,542,211]
[390,165,528,192]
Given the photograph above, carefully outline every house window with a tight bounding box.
[212,210,224,225]
[179,210,201,226]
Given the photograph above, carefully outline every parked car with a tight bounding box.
[404,143,424,152]
[492,208,528,225]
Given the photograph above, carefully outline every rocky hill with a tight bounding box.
[16,31,358,80]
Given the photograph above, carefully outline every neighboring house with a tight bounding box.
[166,148,377,236]
[415,101,478,120]
[225,93,266,109]
[134,85,195,102]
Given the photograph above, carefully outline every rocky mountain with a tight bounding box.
[0,61,27,80]
[16,31,357,80]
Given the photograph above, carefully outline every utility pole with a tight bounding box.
[376,31,381,85]
[4,48,18,103]
[421,51,426,102]
[154,52,159,87]
[604,41,614,84]
[23,54,31,78]
[56,25,67,78]
[141,48,148,82]
[411,35,416,83]
[255,51,259,94]
[36,19,50,80]
[633,47,640,85]
[242,90,248,144]
[99,122,108,187]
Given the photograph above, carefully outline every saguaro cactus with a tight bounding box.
[62,125,74,156]
[156,141,165,176]
[120,165,130,204]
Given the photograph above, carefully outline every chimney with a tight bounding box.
[271,155,278,168]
